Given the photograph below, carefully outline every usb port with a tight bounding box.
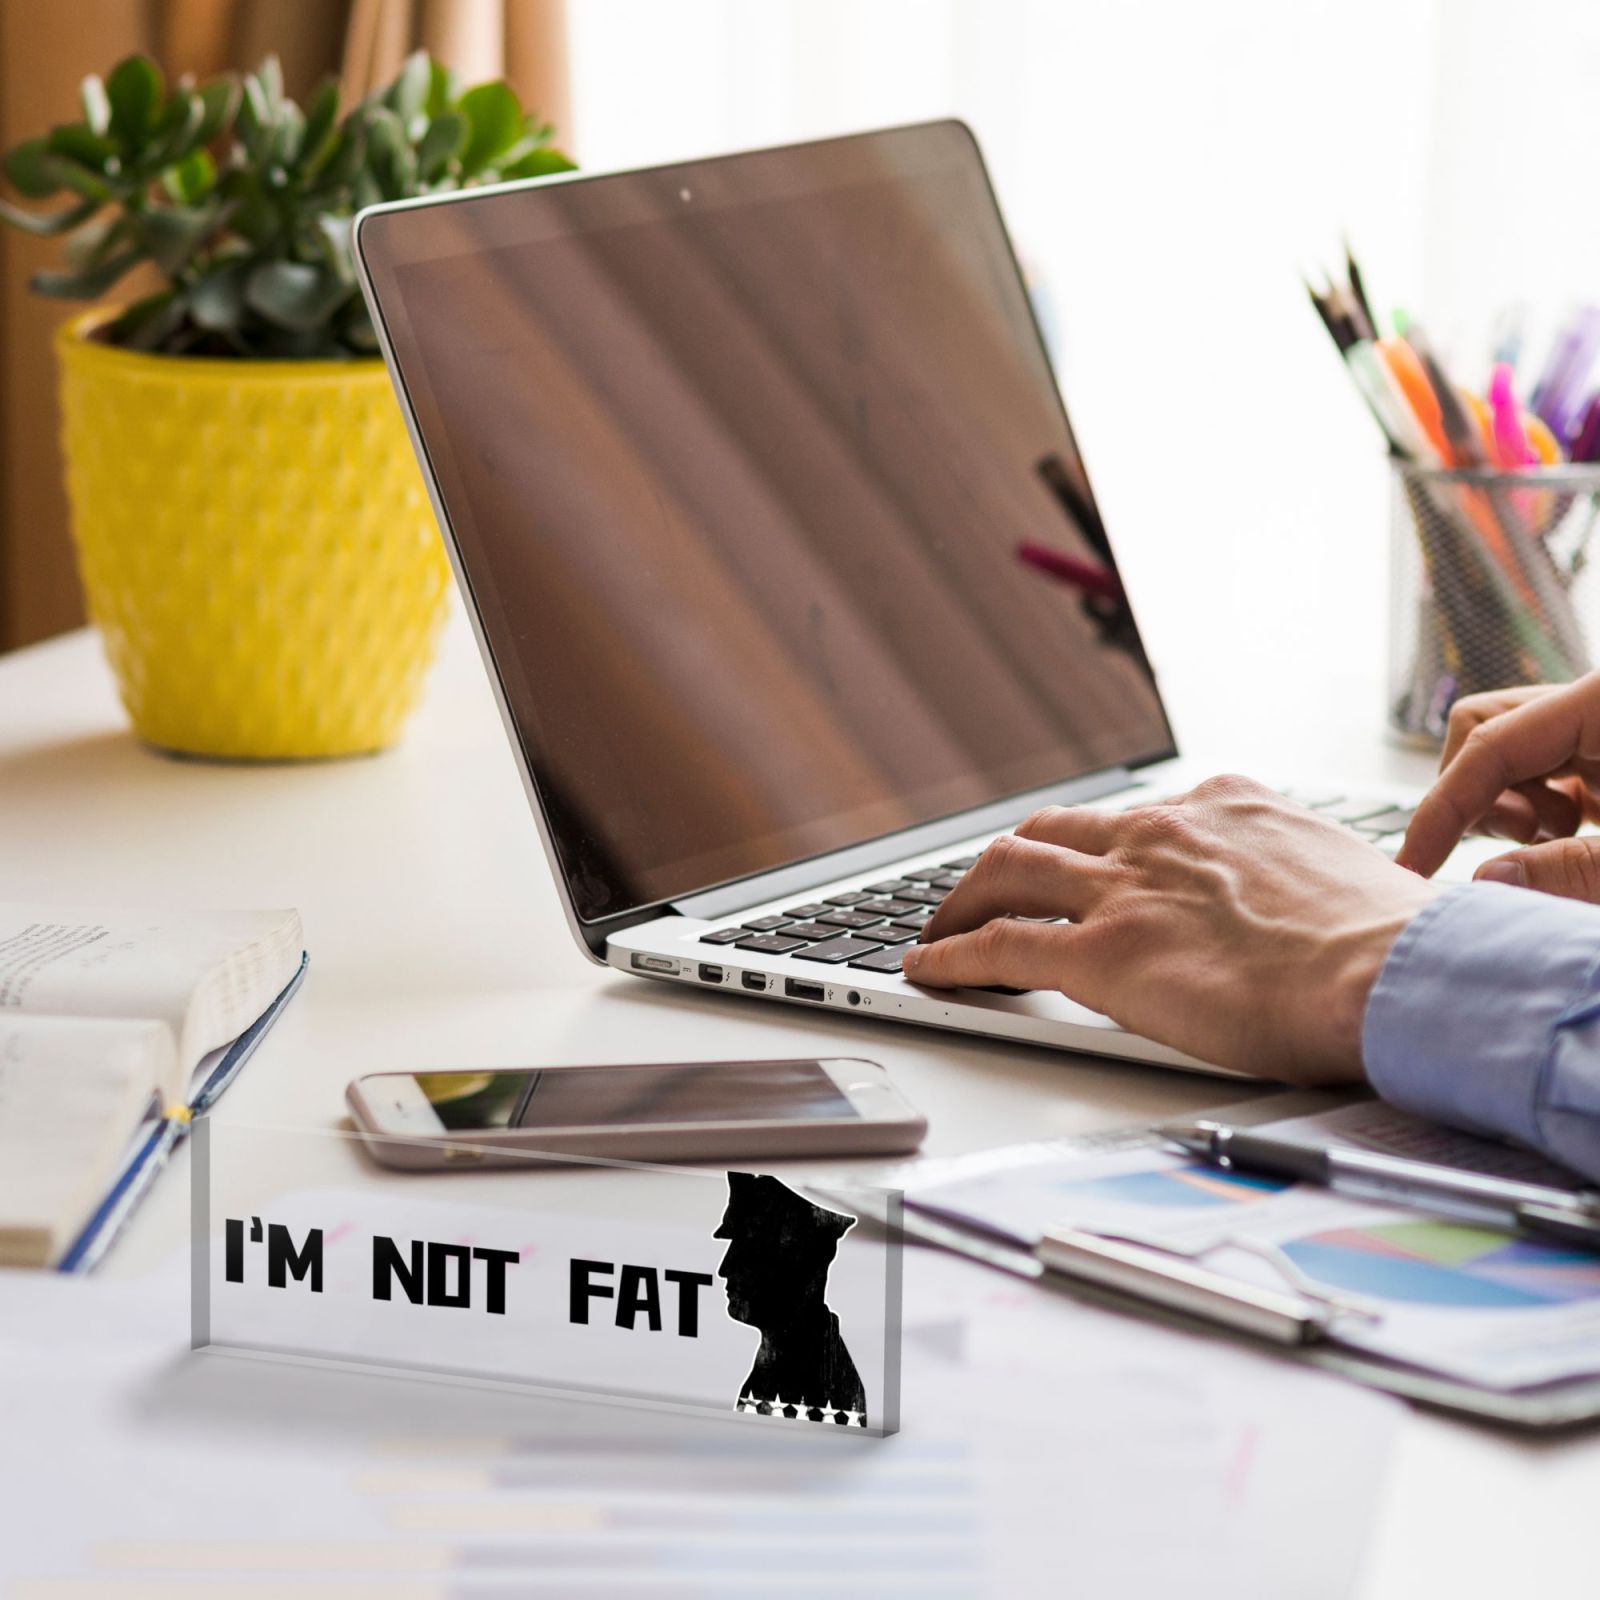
[698,963,725,984]
[741,972,768,992]
[631,953,678,975]
[785,978,826,1002]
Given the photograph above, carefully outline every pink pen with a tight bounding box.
[1489,363,1538,469]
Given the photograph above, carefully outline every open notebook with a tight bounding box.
[0,907,305,1269]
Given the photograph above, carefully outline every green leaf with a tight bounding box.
[107,55,162,151]
[32,244,141,299]
[194,78,239,146]
[148,91,204,167]
[352,168,383,212]
[138,204,219,274]
[5,138,61,198]
[320,121,367,187]
[106,289,186,351]
[458,81,523,175]
[501,145,576,181]
[46,125,118,173]
[189,261,248,331]
[64,210,128,269]
[425,59,461,119]
[388,51,431,123]
[45,157,113,205]
[299,79,341,174]
[416,111,467,179]
[264,101,305,170]
[255,55,284,109]
[245,259,349,331]
[0,194,99,236]
[220,166,277,244]
[363,106,415,199]
[316,213,354,281]
[80,75,111,138]
[237,76,270,159]
[161,147,215,205]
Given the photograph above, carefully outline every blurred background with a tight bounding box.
[6,0,1600,752]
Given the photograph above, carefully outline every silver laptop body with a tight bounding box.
[354,122,1462,1080]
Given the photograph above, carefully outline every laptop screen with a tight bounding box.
[359,123,1173,923]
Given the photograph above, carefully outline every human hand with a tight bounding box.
[900,776,1444,1082]
[1397,674,1600,899]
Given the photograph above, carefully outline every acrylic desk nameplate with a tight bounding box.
[190,1121,902,1436]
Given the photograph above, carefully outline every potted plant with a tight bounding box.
[0,53,573,759]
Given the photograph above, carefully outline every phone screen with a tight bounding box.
[403,1062,860,1131]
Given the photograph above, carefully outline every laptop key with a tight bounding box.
[1317,796,1393,824]
[784,902,830,918]
[793,936,883,964]
[849,946,910,973]
[871,926,919,944]
[942,857,980,870]
[735,933,807,954]
[857,898,920,917]
[898,886,947,906]
[931,873,966,890]
[700,927,747,945]
[742,915,796,932]
[891,911,934,929]
[1351,807,1416,836]
[905,867,947,882]
[1283,787,1344,810]
[865,879,915,895]
[781,921,843,942]
[824,892,874,907]
[818,909,887,931]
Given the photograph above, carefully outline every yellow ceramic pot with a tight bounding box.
[54,310,451,759]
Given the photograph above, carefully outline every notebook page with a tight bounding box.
[0,906,302,1077]
[0,1015,174,1269]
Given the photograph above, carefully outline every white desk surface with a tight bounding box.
[2,609,1594,1597]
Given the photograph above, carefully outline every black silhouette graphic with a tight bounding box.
[714,1172,868,1426]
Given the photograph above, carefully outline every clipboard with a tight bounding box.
[812,1089,1600,1432]
[820,1182,1600,1432]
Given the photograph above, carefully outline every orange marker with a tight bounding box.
[1525,413,1562,464]
[1377,337,1450,461]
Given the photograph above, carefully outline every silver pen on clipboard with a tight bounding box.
[818,1186,1334,1347]
[1164,1118,1600,1255]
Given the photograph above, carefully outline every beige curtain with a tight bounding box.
[0,0,570,652]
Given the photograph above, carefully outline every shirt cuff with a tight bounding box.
[1361,881,1600,1147]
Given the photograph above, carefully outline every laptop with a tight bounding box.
[354,121,1459,1078]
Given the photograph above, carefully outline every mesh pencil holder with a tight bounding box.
[1388,460,1600,747]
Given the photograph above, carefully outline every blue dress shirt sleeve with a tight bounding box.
[1362,880,1600,1182]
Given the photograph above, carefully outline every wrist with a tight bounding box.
[1316,894,1442,1082]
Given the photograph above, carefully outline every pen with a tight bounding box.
[1164,1119,1600,1254]
[820,1185,1331,1345]
[1037,1225,1329,1345]
[1343,240,1379,343]
[1017,539,1121,600]
[1488,363,1538,469]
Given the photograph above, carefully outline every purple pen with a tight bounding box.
[1537,307,1600,443]
[1573,394,1600,464]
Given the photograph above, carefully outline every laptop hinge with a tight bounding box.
[671,767,1142,923]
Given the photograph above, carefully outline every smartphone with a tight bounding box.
[345,1058,927,1169]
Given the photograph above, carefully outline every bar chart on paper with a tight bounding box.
[1283,1221,1600,1311]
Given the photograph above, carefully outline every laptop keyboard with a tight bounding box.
[696,788,1416,980]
